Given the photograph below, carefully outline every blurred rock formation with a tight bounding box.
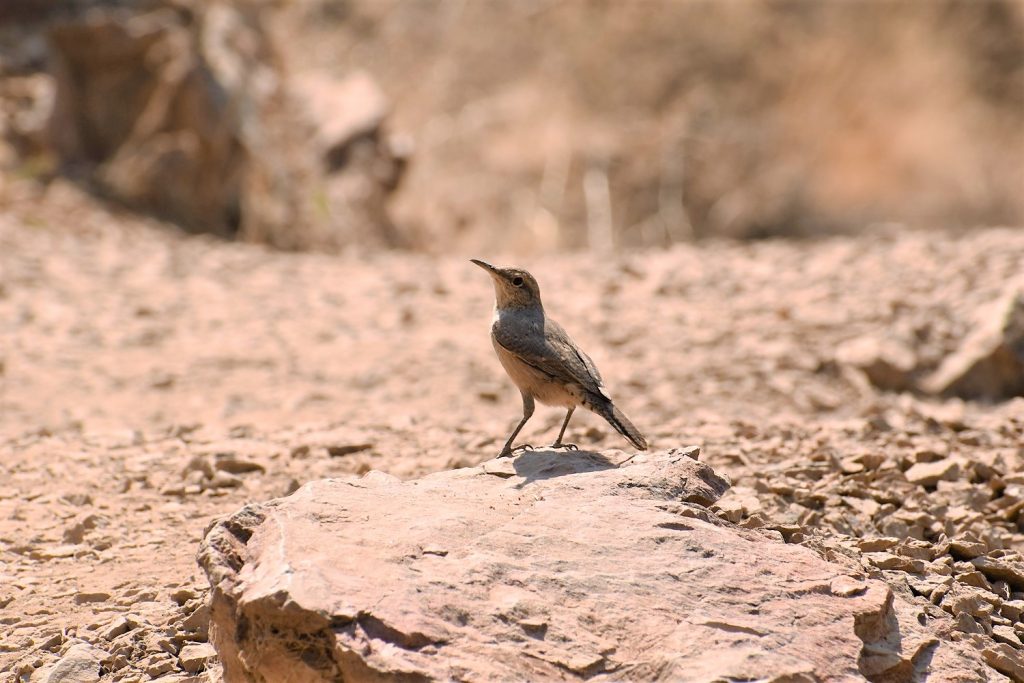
[1,0,406,249]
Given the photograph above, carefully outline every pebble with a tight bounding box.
[178,642,217,673]
[45,642,107,683]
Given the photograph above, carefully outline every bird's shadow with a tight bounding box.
[510,449,619,488]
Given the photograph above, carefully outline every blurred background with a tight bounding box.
[1,0,1022,253]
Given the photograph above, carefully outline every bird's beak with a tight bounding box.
[470,259,500,277]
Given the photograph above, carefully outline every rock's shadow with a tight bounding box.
[511,449,618,487]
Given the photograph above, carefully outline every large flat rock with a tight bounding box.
[199,448,991,682]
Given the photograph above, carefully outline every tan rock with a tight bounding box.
[949,536,988,560]
[140,652,175,677]
[982,643,1024,681]
[858,537,900,553]
[865,552,926,574]
[45,642,107,683]
[972,555,1024,591]
[904,458,961,487]
[199,450,985,682]
[178,642,216,674]
[991,625,1022,649]
[923,285,1024,399]
[1001,600,1024,621]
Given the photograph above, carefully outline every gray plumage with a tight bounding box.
[472,259,648,457]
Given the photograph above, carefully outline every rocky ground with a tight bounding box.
[2,178,1024,681]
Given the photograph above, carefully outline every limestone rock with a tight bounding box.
[199,449,986,682]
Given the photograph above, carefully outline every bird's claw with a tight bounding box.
[549,443,579,451]
[499,444,534,458]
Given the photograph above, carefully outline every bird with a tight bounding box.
[471,259,648,458]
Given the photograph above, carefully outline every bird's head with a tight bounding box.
[471,259,543,310]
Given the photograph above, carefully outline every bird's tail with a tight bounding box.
[591,398,648,451]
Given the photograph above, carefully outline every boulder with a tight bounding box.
[46,4,287,241]
[199,448,988,682]
[40,2,406,251]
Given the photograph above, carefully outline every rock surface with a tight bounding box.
[3,202,1024,679]
[200,448,988,682]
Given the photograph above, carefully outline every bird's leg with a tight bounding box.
[550,407,578,450]
[499,393,535,458]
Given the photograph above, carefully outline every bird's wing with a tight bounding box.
[494,318,609,399]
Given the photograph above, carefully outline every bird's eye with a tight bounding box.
[512,276,524,287]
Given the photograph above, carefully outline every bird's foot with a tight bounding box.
[549,443,579,451]
[498,444,535,458]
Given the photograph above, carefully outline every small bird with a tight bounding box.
[472,259,648,458]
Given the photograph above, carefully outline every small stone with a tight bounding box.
[100,616,131,641]
[904,458,961,487]
[213,453,265,474]
[858,537,899,553]
[982,643,1024,680]
[170,588,199,605]
[73,591,110,604]
[160,484,189,497]
[971,555,1024,590]
[896,540,933,560]
[906,574,953,598]
[141,652,175,677]
[953,611,983,634]
[60,493,93,507]
[31,544,81,560]
[865,552,926,574]
[942,585,998,619]
[1000,600,1024,621]
[45,642,107,683]
[949,536,987,560]
[37,632,63,652]
[62,514,100,544]
[181,603,210,639]
[208,471,243,489]
[178,642,216,674]
[830,575,867,597]
[713,498,744,524]
[326,443,374,457]
[991,625,1022,649]
[955,571,992,591]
